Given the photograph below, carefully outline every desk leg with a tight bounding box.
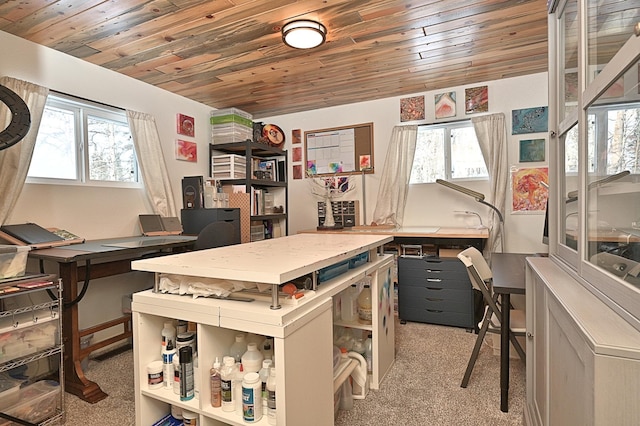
[500,293,510,412]
[61,262,108,403]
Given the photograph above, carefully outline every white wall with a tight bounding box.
[261,72,550,254]
[0,31,211,347]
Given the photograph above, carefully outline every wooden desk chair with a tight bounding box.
[194,221,240,250]
[457,247,526,388]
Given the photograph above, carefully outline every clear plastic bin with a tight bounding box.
[0,245,30,279]
[0,380,59,425]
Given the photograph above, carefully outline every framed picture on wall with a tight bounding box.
[519,138,545,162]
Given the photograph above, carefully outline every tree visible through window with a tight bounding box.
[27,94,139,186]
[410,121,488,184]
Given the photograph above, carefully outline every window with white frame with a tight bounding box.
[410,121,488,184]
[27,93,140,186]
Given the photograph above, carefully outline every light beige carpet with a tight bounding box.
[64,318,524,425]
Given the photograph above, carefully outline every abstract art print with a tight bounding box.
[465,86,488,114]
[512,106,548,134]
[519,138,545,162]
[400,96,425,122]
[176,139,197,162]
[177,114,195,137]
[435,92,456,119]
[511,167,549,213]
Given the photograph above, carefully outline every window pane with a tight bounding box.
[606,107,640,174]
[410,128,445,183]
[451,127,487,179]
[87,115,136,182]
[28,106,78,180]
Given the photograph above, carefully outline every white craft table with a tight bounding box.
[131,233,395,425]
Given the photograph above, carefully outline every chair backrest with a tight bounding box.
[194,221,240,250]
[458,247,503,318]
[458,246,492,281]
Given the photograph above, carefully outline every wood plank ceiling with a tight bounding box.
[0,0,549,119]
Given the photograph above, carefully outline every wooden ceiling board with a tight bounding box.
[0,0,553,118]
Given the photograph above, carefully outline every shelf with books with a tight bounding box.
[209,141,288,239]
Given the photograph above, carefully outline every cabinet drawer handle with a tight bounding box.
[426,278,442,282]
[425,269,442,273]
[426,309,443,313]
[426,287,442,290]
[425,298,444,302]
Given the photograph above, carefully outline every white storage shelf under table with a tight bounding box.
[131,233,395,426]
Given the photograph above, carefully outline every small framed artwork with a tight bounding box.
[176,139,197,162]
[511,167,549,214]
[292,146,302,162]
[400,96,425,122]
[435,92,456,119]
[465,86,488,114]
[177,114,195,137]
[519,138,545,162]
[292,129,302,144]
[293,164,303,180]
[512,106,548,134]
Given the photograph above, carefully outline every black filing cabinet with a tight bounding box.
[180,208,240,237]
[397,255,474,329]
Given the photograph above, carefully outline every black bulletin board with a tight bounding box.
[304,122,374,176]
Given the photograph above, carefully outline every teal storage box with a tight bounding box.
[318,260,350,283]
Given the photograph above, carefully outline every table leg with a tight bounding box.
[500,293,510,412]
[60,262,108,403]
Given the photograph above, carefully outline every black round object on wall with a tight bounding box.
[0,84,31,151]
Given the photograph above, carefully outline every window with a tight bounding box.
[27,94,140,187]
[410,121,488,183]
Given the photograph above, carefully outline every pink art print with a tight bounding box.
[511,167,549,213]
[176,139,197,162]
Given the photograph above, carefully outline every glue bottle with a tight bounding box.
[210,357,222,408]
[220,356,237,412]
[266,367,277,425]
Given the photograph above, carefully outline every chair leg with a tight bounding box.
[461,307,493,388]
[509,332,526,362]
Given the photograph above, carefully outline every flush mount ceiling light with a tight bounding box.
[282,20,327,49]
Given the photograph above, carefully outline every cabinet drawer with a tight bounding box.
[398,256,464,273]
[398,274,471,291]
[216,208,240,221]
[398,287,472,313]
[399,267,469,282]
[399,306,473,328]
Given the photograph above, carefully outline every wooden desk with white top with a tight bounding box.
[300,226,489,255]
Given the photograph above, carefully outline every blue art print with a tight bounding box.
[512,106,548,134]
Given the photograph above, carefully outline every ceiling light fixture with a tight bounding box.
[282,20,327,49]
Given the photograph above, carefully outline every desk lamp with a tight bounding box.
[436,179,504,251]
[566,170,630,202]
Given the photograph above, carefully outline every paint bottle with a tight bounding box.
[162,339,176,389]
[357,284,372,324]
[234,363,245,416]
[229,334,247,363]
[182,409,198,425]
[220,356,237,412]
[210,357,222,408]
[241,342,264,374]
[242,372,263,422]
[258,359,272,412]
[161,321,176,351]
[266,367,277,425]
[173,352,180,395]
[146,360,163,390]
[179,346,194,401]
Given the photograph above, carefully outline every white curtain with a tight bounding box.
[371,125,418,227]
[472,113,508,254]
[126,110,177,217]
[0,77,49,225]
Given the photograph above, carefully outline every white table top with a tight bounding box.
[131,233,393,284]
